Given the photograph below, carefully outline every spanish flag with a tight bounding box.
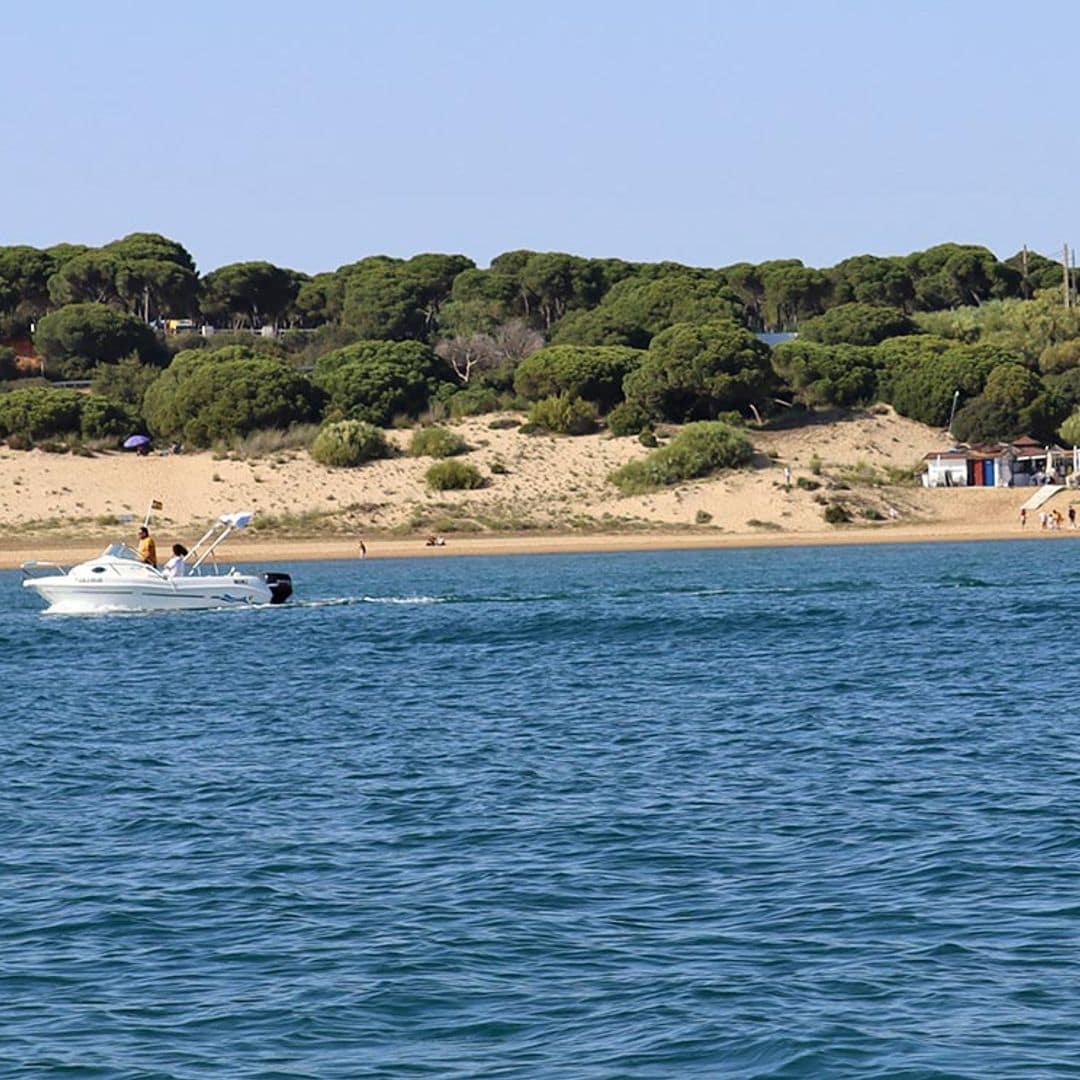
[151,499,164,510]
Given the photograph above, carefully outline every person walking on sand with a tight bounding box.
[358,538,367,559]
[136,525,157,567]
[783,465,792,490]
[1020,507,1027,528]
[1070,506,1077,530]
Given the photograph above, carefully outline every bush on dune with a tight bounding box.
[609,420,753,494]
[143,347,321,446]
[425,460,485,490]
[409,426,469,458]
[0,387,84,439]
[526,393,598,435]
[310,419,390,467]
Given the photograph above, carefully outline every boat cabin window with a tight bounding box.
[102,542,143,561]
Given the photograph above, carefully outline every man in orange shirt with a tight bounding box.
[137,526,157,567]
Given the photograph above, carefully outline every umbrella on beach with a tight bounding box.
[123,434,151,449]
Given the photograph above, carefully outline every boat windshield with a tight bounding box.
[102,542,144,562]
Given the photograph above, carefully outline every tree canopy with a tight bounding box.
[623,320,775,421]
[143,347,321,445]
[313,339,450,425]
[34,303,161,378]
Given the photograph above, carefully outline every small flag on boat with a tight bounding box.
[151,499,163,510]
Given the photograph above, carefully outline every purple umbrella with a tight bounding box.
[123,434,151,449]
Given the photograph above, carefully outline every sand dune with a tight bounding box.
[1,407,1072,568]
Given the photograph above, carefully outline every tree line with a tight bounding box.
[3,232,1080,453]
[0,232,1067,346]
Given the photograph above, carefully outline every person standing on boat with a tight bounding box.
[137,525,157,567]
[164,543,189,577]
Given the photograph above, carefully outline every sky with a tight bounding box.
[3,1,1077,275]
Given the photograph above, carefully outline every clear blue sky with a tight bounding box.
[4,1,1076,275]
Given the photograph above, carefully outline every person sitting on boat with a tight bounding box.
[164,543,189,578]
[137,526,157,567]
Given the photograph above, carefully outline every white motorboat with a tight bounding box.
[22,511,292,614]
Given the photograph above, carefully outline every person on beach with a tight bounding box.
[784,465,792,490]
[1070,507,1076,529]
[358,538,367,559]
[164,543,189,577]
[1020,508,1027,527]
[136,526,157,566]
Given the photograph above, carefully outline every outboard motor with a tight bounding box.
[263,572,293,604]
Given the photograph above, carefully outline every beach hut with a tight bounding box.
[922,444,1013,487]
[1008,436,1066,486]
[922,436,1069,488]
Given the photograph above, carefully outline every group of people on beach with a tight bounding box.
[136,526,189,576]
[1019,507,1076,530]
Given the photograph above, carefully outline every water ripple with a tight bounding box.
[3,542,1080,1076]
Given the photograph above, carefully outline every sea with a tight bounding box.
[2,539,1080,1078]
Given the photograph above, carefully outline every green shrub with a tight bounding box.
[90,355,160,409]
[796,477,821,491]
[526,394,598,435]
[513,344,644,409]
[824,504,850,524]
[605,399,654,437]
[426,460,486,490]
[312,340,451,426]
[35,303,161,378]
[0,387,84,439]
[447,385,505,417]
[608,421,754,494]
[6,432,32,450]
[799,303,916,347]
[695,509,713,524]
[80,396,139,440]
[310,420,390,467]
[0,346,16,381]
[143,348,321,446]
[1040,339,1080,376]
[1060,412,1080,446]
[770,341,880,407]
[409,426,469,458]
[639,430,658,447]
[623,319,776,421]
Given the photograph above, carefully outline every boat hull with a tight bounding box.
[24,574,274,614]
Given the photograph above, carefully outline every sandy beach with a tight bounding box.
[2,407,1075,570]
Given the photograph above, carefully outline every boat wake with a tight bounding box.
[289,595,447,609]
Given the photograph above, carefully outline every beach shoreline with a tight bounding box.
[2,523,1072,571]
[4,406,1075,571]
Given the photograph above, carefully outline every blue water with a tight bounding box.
[3,540,1080,1078]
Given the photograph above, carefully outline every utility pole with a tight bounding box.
[1064,243,1072,309]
